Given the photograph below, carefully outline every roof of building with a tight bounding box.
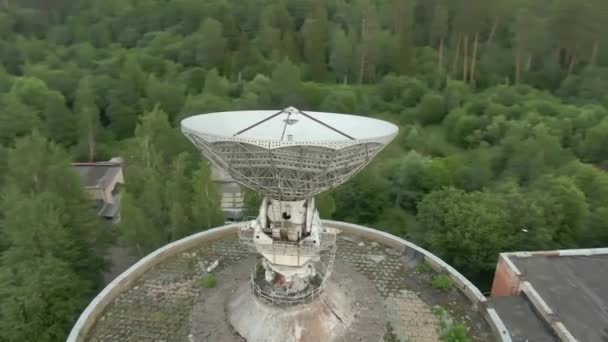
[97,193,122,219]
[72,158,123,189]
[492,248,608,342]
[71,223,498,342]
[491,295,557,341]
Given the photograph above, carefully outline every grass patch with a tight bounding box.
[443,323,469,342]
[416,262,432,273]
[432,274,452,291]
[149,311,170,322]
[433,305,470,342]
[199,274,217,288]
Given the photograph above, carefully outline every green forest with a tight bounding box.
[1,0,608,340]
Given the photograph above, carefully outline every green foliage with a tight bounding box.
[243,189,262,217]
[271,58,303,106]
[580,118,608,165]
[416,93,446,125]
[0,94,41,145]
[74,77,103,161]
[416,263,432,273]
[432,274,452,291]
[0,257,92,342]
[416,188,515,285]
[315,193,336,219]
[333,168,390,224]
[330,28,354,83]
[373,207,414,238]
[200,274,217,288]
[443,323,470,342]
[118,110,223,256]
[319,88,359,113]
[1,1,608,338]
[433,306,470,342]
[0,132,106,341]
[191,18,226,69]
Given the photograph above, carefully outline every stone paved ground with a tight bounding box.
[386,291,441,342]
[88,235,250,342]
[336,235,442,342]
[86,231,493,342]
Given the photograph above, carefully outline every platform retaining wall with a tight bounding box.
[68,221,511,342]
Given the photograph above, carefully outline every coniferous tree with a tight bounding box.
[74,77,102,161]
[301,0,329,80]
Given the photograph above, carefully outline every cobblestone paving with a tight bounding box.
[336,235,441,342]
[386,291,441,342]
[88,235,249,342]
[86,231,485,342]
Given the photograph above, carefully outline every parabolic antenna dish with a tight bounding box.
[181,107,398,201]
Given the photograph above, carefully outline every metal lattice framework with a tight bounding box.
[181,108,398,201]
[249,242,337,306]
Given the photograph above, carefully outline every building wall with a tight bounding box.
[490,254,521,297]
[84,187,105,201]
[102,168,124,205]
[81,168,124,204]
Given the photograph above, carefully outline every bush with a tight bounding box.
[417,92,446,125]
[432,274,452,291]
[319,88,359,113]
[378,75,427,106]
[199,274,217,288]
[444,323,470,342]
[416,262,432,273]
[433,305,471,342]
[443,80,470,111]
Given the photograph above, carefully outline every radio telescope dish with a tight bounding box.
[181,107,398,201]
[182,107,398,339]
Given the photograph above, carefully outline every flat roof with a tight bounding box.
[72,162,122,188]
[510,252,608,342]
[81,227,495,341]
[490,295,556,341]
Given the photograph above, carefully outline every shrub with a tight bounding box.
[416,262,432,273]
[417,93,446,125]
[433,305,471,342]
[432,274,452,291]
[200,274,217,288]
[444,323,470,342]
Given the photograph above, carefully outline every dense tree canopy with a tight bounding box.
[1,0,608,340]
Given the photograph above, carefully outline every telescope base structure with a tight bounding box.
[226,261,386,342]
[238,197,338,303]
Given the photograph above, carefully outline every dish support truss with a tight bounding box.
[182,133,387,202]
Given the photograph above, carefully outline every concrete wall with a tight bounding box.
[83,187,105,202]
[68,221,512,342]
[490,255,522,297]
[83,168,124,204]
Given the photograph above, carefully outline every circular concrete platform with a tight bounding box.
[74,222,500,342]
[225,260,385,342]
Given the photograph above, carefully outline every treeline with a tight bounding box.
[0,0,608,340]
[2,0,608,89]
[0,133,108,342]
[330,79,608,287]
